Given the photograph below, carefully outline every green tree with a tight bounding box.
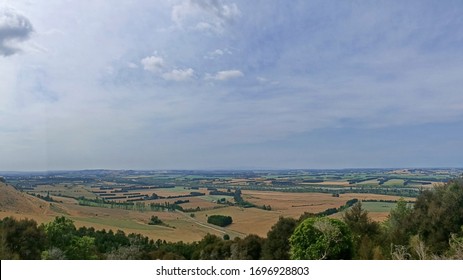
[207,215,233,227]
[231,234,264,260]
[290,217,353,260]
[67,236,98,260]
[0,217,46,259]
[194,234,231,260]
[343,202,381,259]
[413,179,463,254]
[148,215,163,225]
[262,217,297,259]
[384,199,414,247]
[44,216,77,251]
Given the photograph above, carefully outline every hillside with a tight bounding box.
[0,182,55,224]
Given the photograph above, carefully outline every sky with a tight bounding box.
[1,0,463,171]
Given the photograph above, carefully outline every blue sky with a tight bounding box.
[1,0,462,170]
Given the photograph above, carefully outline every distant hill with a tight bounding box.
[0,182,49,215]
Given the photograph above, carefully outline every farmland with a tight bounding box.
[0,168,461,242]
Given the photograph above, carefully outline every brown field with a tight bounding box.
[143,187,203,197]
[34,184,97,199]
[177,197,220,209]
[197,206,282,237]
[0,182,412,242]
[242,190,414,218]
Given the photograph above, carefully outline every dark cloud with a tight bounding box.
[0,8,34,56]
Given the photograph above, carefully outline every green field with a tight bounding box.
[360,201,412,212]
[383,179,405,186]
[361,201,397,212]
[71,216,168,231]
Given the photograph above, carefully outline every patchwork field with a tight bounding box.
[1,168,458,243]
[242,190,412,218]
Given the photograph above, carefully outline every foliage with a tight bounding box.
[44,216,77,251]
[290,217,353,260]
[193,233,231,260]
[384,198,415,247]
[0,217,46,259]
[67,236,98,259]
[207,215,233,227]
[148,216,163,225]
[412,179,463,254]
[231,234,264,260]
[262,216,297,259]
[343,202,380,259]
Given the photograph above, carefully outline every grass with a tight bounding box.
[383,179,405,186]
[361,201,398,212]
[72,216,164,231]
[357,179,379,186]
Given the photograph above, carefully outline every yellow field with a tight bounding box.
[1,182,410,242]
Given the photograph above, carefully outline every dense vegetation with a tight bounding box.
[1,178,463,260]
[207,215,233,227]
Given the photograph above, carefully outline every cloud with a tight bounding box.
[141,55,165,72]
[191,0,240,22]
[206,69,243,81]
[171,0,240,33]
[0,7,34,56]
[204,48,232,59]
[127,62,138,69]
[162,68,194,81]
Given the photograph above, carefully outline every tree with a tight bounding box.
[343,202,380,259]
[412,179,463,254]
[148,215,163,225]
[0,217,46,259]
[44,216,77,251]
[384,198,414,248]
[194,234,231,260]
[262,217,297,259]
[231,234,263,260]
[207,215,233,227]
[67,236,98,260]
[290,217,353,260]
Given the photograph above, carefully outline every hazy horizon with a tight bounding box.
[1,167,462,174]
[2,1,463,171]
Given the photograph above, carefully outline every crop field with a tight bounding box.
[33,184,97,199]
[197,206,282,237]
[1,168,460,242]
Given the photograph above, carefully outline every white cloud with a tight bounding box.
[191,0,240,22]
[127,62,138,69]
[257,76,268,83]
[0,7,34,56]
[141,55,165,72]
[212,49,224,56]
[171,0,240,34]
[162,68,194,81]
[204,48,232,59]
[206,69,243,81]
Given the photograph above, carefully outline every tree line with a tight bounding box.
[1,178,463,260]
